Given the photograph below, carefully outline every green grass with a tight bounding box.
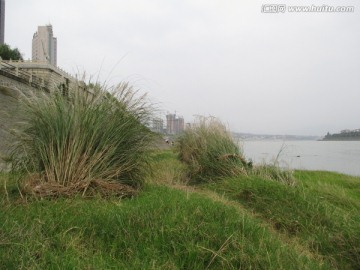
[250,163,295,185]
[145,149,188,186]
[1,152,359,269]
[205,171,360,269]
[0,179,327,269]
[295,171,360,207]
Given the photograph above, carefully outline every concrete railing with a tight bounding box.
[0,59,76,92]
[4,60,74,80]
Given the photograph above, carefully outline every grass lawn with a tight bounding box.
[1,151,359,269]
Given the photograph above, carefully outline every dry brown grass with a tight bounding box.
[20,174,137,199]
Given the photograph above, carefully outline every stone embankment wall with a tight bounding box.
[0,74,87,171]
[0,60,76,93]
[0,74,36,171]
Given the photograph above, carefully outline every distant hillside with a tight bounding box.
[232,132,320,141]
[322,129,360,141]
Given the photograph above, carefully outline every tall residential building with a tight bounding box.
[32,25,57,66]
[166,114,184,135]
[0,0,5,44]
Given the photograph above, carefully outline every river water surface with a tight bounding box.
[241,140,360,177]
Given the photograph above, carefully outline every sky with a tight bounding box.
[4,0,360,136]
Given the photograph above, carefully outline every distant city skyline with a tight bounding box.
[0,0,5,44]
[32,25,57,66]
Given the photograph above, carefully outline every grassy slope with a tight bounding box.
[1,151,359,269]
[205,171,360,269]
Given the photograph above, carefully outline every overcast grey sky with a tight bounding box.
[5,0,360,135]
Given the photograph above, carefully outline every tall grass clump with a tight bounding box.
[177,117,250,183]
[251,164,295,185]
[247,143,295,185]
[9,82,155,197]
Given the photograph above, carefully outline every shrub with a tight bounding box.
[176,117,250,183]
[10,82,155,197]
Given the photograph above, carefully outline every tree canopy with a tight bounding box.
[0,44,23,61]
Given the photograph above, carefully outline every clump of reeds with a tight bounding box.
[176,117,250,183]
[249,144,296,185]
[10,81,155,197]
[251,164,295,186]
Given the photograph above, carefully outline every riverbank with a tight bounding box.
[1,150,359,269]
[322,130,360,141]
[322,137,360,141]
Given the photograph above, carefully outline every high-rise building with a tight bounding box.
[32,25,57,66]
[166,113,184,135]
[166,114,176,134]
[0,0,5,45]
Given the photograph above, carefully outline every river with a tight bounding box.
[241,140,360,177]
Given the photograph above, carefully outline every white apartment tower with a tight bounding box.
[32,25,57,66]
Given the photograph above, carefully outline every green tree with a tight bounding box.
[0,44,23,60]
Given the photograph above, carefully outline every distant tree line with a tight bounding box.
[323,130,360,141]
[0,44,23,61]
